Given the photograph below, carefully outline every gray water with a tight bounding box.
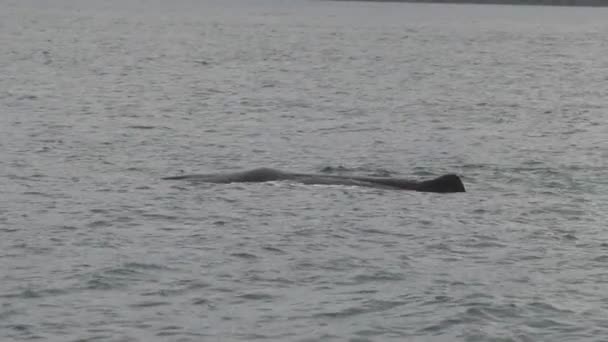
[1,0,608,341]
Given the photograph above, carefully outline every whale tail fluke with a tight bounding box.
[416,174,466,193]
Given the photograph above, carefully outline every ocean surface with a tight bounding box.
[1,0,607,341]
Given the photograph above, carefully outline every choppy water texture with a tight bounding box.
[1,0,608,341]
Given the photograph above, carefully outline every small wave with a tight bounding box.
[129,301,170,308]
[313,299,406,319]
[359,228,414,238]
[237,292,275,301]
[21,191,54,198]
[592,255,608,262]
[462,240,507,249]
[79,263,172,291]
[126,125,157,130]
[230,252,258,259]
[140,213,179,221]
[16,95,38,101]
[192,298,211,306]
[527,301,575,315]
[350,271,405,283]
[86,220,111,228]
[0,288,69,299]
[6,324,34,332]
[526,318,574,329]
[261,246,286,254]
[419,302,520,334]
[120,262,175,272]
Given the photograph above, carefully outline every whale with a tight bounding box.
[163,167,466,193]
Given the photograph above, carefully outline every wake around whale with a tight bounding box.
[163,167,466,193]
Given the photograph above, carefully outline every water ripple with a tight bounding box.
[1,1,607,341]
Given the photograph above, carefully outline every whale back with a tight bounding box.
[415,174,466,193]
[163,168,466,193]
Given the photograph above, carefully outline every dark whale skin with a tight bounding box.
[163,167,465,193]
